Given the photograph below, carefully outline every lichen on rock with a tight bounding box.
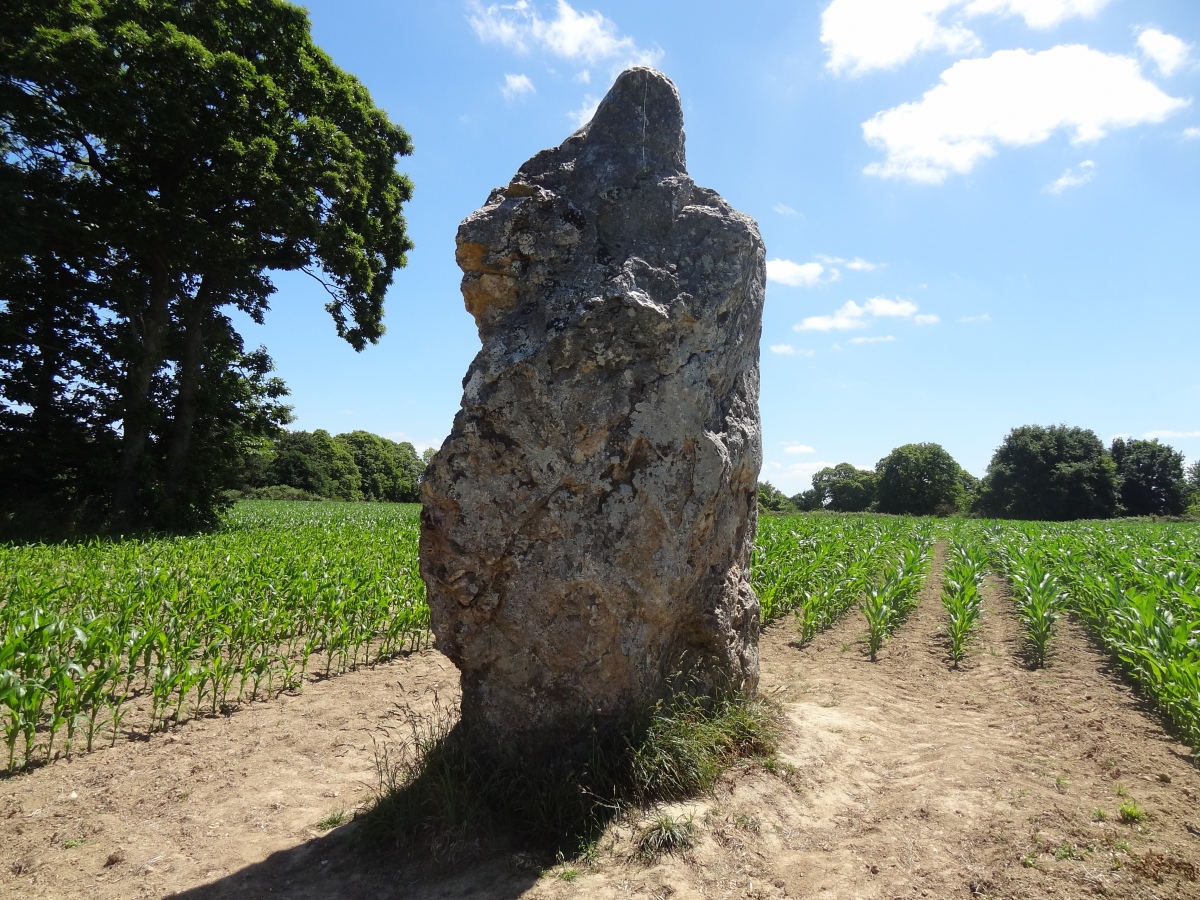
[420,67,766,744]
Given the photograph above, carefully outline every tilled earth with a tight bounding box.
[3,546,1199,899]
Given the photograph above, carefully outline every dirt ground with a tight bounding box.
[4,549,1199,900]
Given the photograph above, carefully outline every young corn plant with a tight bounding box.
[1010,555,1066,668]
[941,537,988,667]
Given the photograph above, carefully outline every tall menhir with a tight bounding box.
[420,67,765,745]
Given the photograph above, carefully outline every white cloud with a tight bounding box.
[850,335,896,344]
[1137,27,1193,78]
[795,296,921,331]
[575,68,591,83]
[958,312,991,323]
[914,313,940,324]
[502,73,535,101]
[817,254,880,271]
[1185,127,1200,140]
[865,297,918,317]
[767,259,837,287]
[1046,159,1096,193]
[965,0,1112,30]
[784,444,816,454]
[819,0,1113,76]
[469,0,661,67]
[773,202,799,216]
[863,45,1188,183]
[821,0,979,77]
[769,343,796,355]
[1143,429,1200,440]
[568,94,601,127]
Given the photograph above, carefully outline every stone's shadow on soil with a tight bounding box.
[163,822,542,900]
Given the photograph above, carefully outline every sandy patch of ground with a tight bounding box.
[3,548,1198,899]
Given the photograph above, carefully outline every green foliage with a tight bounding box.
[1008,554,1066,668]
[858,536,932,660]
[941,535,988,666]
[264,429,423,503]
[360,687,778,857]
[756,481,796,514]
[0,0,413,534]
[810,463,877,512]
[0,500,428,771]
[753,516,934,641]
[874,443,968,516]
[1111,438,1187,517]
[977,425,1118,521]
[980,518,1200,748]
[635,814,696,861]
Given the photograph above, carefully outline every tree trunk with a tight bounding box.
[163,280,212,516]
[110,261,173,530]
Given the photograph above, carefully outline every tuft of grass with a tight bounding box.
[358,686,779,859]
[1094,808,1108,822]
[1118,801,1144,824]
[316,809,347,831]
[635,813,696,862]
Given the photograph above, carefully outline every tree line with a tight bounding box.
[240,430,431,504]
[759,425,1200,521]
[1,1,413,538]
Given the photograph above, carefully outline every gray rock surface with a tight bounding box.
[420,67,765,743]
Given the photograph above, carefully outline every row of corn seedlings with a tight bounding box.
[984,525,1067,668]
[753,517,933,643]
[980,519,1199,749]
[941,535,988,667]
[1031,522,1199,747]
[0,501,428,773]
[860,533,934,661]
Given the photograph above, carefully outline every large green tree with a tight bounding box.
[0,0,413,532]
[810,463,876,512]
[1111,437,1187,517]
[874,443,967,516]
[976,425,1117,521]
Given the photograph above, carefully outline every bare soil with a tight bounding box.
[4,550,1199,900]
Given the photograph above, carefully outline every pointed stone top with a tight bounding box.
[579,67,686,177]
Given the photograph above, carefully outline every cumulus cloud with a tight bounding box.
[767,259,838,287]
[502,73,535,101]
[469,0,661,67]
[863,46,1188,183]
[1137,27,1193,77]
[1143,429,1200,440]
[821,0,978,76]
[785,444,817,454]
[817,254,880,271]
[819,0,1112,76]
[1185,127,1200,139]
[1046,159,1096,193]
[770,343,800,355]
[964,0,1112,30]
[915,313,940,324]
[958,312,991,323]
[795,296,922,332]
[850,335,896,344]
[773,202,799,216]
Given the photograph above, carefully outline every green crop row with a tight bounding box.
[981,520,1199,748]
[753,515,934,644]
[1,501,427,772]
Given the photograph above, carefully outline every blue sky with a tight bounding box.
[235,0,1200,495]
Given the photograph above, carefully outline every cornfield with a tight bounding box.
[5,501,1198,773]
[1,501,427,772]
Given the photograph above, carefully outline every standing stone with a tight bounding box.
[420,67,765,744]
